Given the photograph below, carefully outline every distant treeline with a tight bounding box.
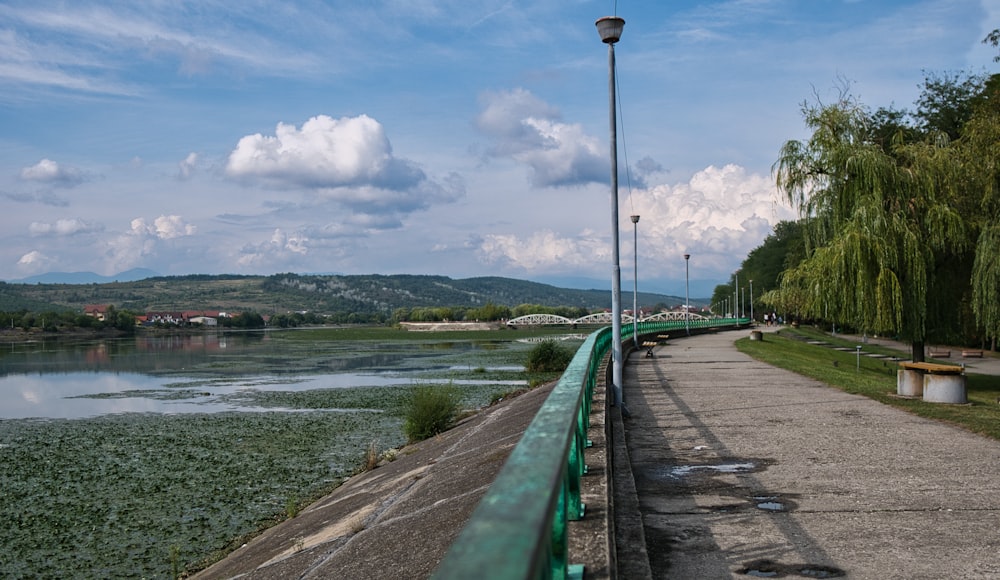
[0,307,138,334]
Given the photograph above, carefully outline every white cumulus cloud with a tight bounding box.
[225,114,461,215]
[237,228,312,269]
[479,229,607,271]
[130,215,196,239]
[19,158,85,186]
[28,218,102,236]
[475,164,796,279]
[227,114,420,189]
[177,152,199,180]
[476,88,607,187]
[16,250,55,273]
[97,215,197,274]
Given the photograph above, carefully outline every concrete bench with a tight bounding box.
[897,361,966,403]
[962,350,983,358]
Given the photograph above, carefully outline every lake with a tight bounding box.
[0,331,539,419]
[0,328,581,578]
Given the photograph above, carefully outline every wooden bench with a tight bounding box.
[962,350,983,358]
[642,341,657,358]
[897,361,963,375]
[928,349,951,358]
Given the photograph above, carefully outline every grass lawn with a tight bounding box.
[736,327,1000,441]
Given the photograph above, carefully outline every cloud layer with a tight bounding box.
[0,0,992,294]
[476,163,796,282]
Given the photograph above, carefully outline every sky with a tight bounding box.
[1,1,997,297]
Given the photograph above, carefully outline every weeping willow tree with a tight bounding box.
[772,94,965,361]
[960,75,1000,344]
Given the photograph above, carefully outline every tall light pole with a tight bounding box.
[631,214,640,349]
[596,15,625,408]
[684,253,690,335]
[734,272,739,319]
[749,279,754,325]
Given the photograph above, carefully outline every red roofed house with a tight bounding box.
[83,305,109,321]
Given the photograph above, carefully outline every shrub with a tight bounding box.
[525,339,574,373]
[403,385,462,442]
[285,495,300,519]
[362,440,380,472]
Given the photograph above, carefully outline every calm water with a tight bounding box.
[0,331,528,420]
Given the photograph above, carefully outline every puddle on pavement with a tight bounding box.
[798,567,846,578]
[753,495,787,512]
[756,500,786,511]
[668,462,756,478]
[739,561,782,577]
[738,559,845,578]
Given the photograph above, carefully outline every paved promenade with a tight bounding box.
[618,328,1000,579]
[196,327,1000,579]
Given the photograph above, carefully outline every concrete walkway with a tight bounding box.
[619,328,1000,579]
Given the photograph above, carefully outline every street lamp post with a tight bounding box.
[684,253,690,335]
[749,279,754,325]
[596,15,626,409]
[734,272,739,319]
[631,214,640,349]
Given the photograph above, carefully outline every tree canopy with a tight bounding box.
[761,59,1000,357]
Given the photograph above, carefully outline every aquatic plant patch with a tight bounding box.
[219,383,518,416]
[69,388,213,401]
[0,328,575,577]
[0,410,403,578]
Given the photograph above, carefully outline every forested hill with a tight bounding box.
[0,273,687,316]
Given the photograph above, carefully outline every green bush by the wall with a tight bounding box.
[525,339,573,373]
[403,385,462,442]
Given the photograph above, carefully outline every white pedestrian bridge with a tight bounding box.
[506,311,708,326]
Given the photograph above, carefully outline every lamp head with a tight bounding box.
[630,214,639,224]
[684,253,690,260]
[596,16,625,44]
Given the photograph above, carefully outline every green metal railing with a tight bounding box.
[432,318,747,579]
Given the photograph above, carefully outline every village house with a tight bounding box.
[144,310,231,326]
[83,304,109,321]
[83,306,234,327]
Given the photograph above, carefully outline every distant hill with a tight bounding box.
[9,268,161,285]
[0,273,695,316]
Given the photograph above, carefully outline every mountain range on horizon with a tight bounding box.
[0,271,716,320]
[7,268,163,285]
[7,269,715,299]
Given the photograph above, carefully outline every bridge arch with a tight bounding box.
[506,313,573,326]
[507,310,710,326]
[641,311,708,322]
[571,312,613,325]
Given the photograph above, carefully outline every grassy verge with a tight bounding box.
[736,328,1000,440]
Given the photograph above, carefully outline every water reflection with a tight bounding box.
[0,332,268,376]
[0,331,535,420]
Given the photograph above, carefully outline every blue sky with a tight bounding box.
[1,1,996,296]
